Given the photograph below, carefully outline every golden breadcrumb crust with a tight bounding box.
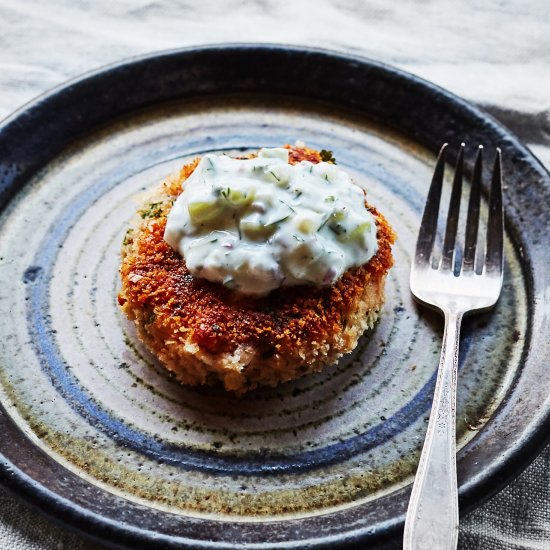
[118,145,395,393]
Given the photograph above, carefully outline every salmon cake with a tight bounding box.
[118,145,395,394]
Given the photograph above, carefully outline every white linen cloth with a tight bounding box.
[1,1,549,548]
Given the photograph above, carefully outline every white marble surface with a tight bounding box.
[1,1,549,548]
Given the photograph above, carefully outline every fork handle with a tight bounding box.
[403,310,463,550]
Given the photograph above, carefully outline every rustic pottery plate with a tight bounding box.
[0,45,549,549]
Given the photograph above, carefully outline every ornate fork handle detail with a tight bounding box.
[403,310,463,550]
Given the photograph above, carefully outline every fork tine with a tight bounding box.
[415,143,447,266]
[462,145,483,272]
[440,143,465,271]
[485,149,503,274]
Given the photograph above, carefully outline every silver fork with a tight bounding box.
[403,143,504,550]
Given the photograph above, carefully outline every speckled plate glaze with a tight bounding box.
[0,46,549,549]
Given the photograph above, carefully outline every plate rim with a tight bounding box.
[1,43,549,549]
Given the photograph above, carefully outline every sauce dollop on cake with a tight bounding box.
[164,148,378,296]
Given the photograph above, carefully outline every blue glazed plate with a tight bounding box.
[0,45,549,549]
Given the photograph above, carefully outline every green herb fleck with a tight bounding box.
[317,215,331,232]
[268,170,280,182]
[140,202,163,219]
[328,223,346,236]
[122,229,134,245]
[320,149,336,163]
[280,200,295,213]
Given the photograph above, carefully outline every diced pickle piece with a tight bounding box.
[188,201,223,224]
[331,209,346,222]
[292,211,323,234]
[297,218,317,234]
[240,219,277,240]
[219,188,254,209]
[339,222,372,242]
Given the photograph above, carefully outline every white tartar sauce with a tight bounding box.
[164,148,378,296]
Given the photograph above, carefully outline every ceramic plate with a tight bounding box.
[0,45,549,549]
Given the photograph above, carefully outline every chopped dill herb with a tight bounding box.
[268,170,280,182]
[280,200,295,213]
[329,223,346,236]
[205,158,215,171]
[317,215,331,232]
